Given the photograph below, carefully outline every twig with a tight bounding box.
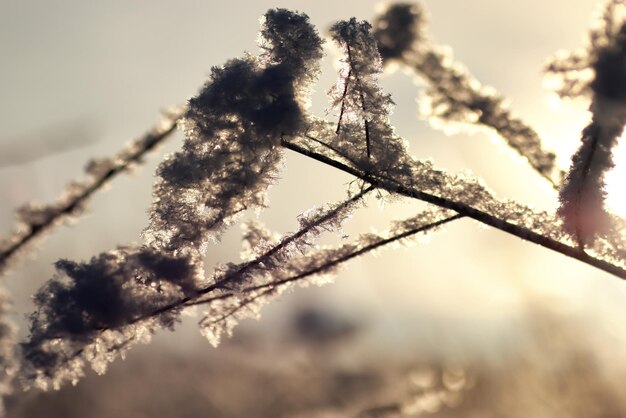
[346,43,372,159]
[0,106,187,276]
[281,139,626,280]
[187,213,463,310]
[336,66,351,135]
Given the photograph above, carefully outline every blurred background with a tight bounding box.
[2,0,626,416]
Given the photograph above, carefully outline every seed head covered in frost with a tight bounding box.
[259,9,324,82]
[21,246,203,389]
[549,0,626,245]
[371,3,560,185]
[325,18,413,176]
[21,9,324,390]
[145,9,323,254]
[199,189,369,346]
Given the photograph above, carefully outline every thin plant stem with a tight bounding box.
[188,212,464,310]
[280,138,626,280]
[0,106,187,275]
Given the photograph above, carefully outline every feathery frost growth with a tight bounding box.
[199,203,458,348]
[313,17,415,181]
[20,247,203,388]
[146,9,323,254]
[3,1,626,413]
[329,18,393,162]
[198,188,370,346]
[21,9,324,390]
[547,0,626,246]
[372,3,562,186]
[0,108,184,277]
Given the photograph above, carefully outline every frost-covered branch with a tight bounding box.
[373,3,563,187]
[0,107,185,277]
[10,3,626,410]
[281,137,626,279]
[19,181,369,389]
[192,209,460,346]
[329,18,396,164]
[547,0,626,246]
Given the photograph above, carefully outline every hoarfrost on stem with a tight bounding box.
[8,1,626,408]
[145,9,323,254]
[373,3,561,186]
[547,0,626,245]
[21,8,325,390]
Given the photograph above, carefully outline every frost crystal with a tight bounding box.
[373,3,561,185]
[14,2,626,400]
[548,0,626,245]
[21,9,324,390]
[145,10,322,254]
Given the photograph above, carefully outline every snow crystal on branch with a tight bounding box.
[182,188,372,346]
[21,246,203,389]
[0,108,184,278]
[373,2,561,186]
[323,18,414,180]
[145,10,323,254]
[21,9,324,390]
[548,0,626,245]
[198,206,458,347]
[285,131,626,277]
[329,18,392,161]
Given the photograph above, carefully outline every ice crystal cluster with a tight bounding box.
[0,291,16,415]
[546,0,626,245]
[0,0,623,412]
[373,4,562,186]
[21,9,326,390]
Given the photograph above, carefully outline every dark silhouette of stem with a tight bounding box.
[339,42,371,159]
[280,139,626,280]
[336,67,352,134]
[188,213,463,310]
